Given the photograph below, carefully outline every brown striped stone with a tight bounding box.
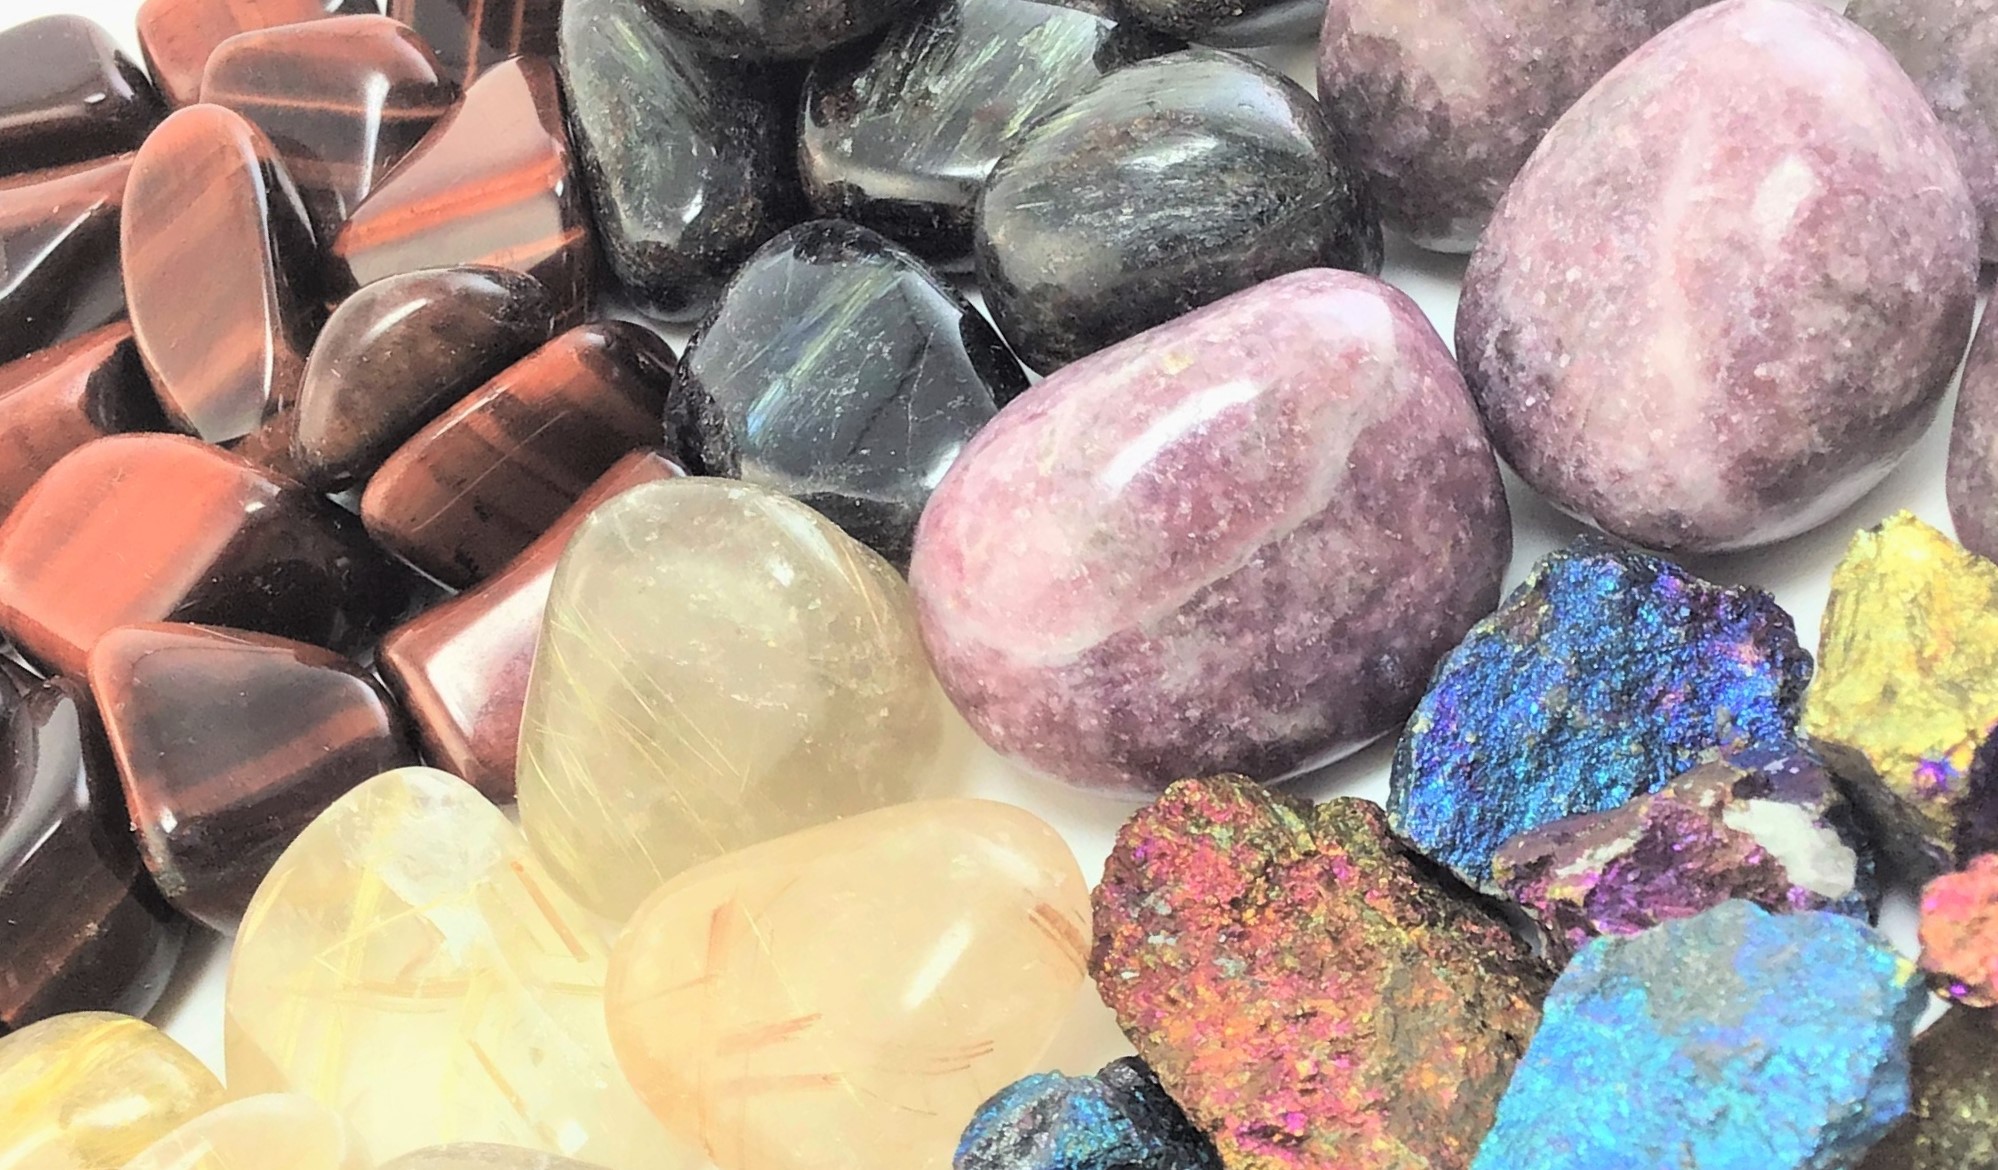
[0,324,168,518]
[388,0,564,88]
[0,16,164,181]
[136,0,376,108]
[0,155,133,367]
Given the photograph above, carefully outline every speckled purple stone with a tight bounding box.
[1948,300,1998,562]
[1458,0,1977,554]
[908,269,1510,795]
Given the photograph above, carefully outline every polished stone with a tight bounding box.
[331,57,595,320]
[137,0,375,108]
[0,434,414,679]
[1950,287,1998,561]
[0,1012,224,1169]
[519,479,963,922]
[292,266,558,491]
[955,1058,1221,1170]
[89,622,419,932]
[1457,0,1977,553]
[0,156,133,368]
[976,49,1381,373]
[800,0,1171,261]
[0,324,168,518]
[388,0,564,87]
[671,220,1027,566]
[384,1148,614,1170]
[1858,1008,1998,1170]
[361,321,672,588]
[606,799,1091,1170]
[379,451,684,801]
[0,17,164,181]
[0,677,185,1033]
[1130,0,1317,42]
[227,767,695,1169]
[201,15,460,238]
[123,104,321,445]
[911,270,1506,794]
[640,0,928,58]
[123,1094,369,1170]
[1918,854,1998,1005]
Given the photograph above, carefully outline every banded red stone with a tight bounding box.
[0,155,133,367]
[136,0,376,108]
[388,0,563,88]
[0,324,168,517]
[0,16,164,180]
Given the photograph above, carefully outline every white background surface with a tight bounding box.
[1,0,1947,1086]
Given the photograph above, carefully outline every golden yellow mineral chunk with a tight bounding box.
[224,767,697,1170]
[604,799,1090,1170]
[0,1012,223,1170]
[517,479,965,922]
[121,1095,366,1170]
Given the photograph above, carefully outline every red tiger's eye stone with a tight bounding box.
[0,16,165,180]
[0,156,133,367]
[387,0,564,88]
[136,0,376,108]
[0,324,169,517]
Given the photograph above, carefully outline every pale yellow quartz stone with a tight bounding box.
[121,1095,366,1170]
[0,1013,224,1170]
[517,479,966,923]
[604,799,1091,1170]
[380,1145,608,1170]
[224,767,697,1170]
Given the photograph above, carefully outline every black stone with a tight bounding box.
[975,47,1382,373]
[954,1057,1224,1170]
[636,0,927,60]
[1121,0,1325,46]
[561,0,804,318]
[669,219,1028,567]
[801,0,1177,263]
[0,16,165,181]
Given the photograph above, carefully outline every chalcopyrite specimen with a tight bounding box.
[955,1058,1222,1170]
[1390,537,1812,887]
[1456,0,1977,553]
[123,1094,367,1170]
[1472,901,1924,1170]
[0,1012,224,1169]
[1917,853,1998,1005]
[1947,281,1998,561]
[911,270,1510,794]
[1091,776,1552,1170]
[1492,747,1875,957]
[1858,1008,1998,1170]
[1800,512,1998,877]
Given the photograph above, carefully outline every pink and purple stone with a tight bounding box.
[1918,853,1998,1006]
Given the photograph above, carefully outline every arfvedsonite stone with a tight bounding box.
[637,0,927,59]
[910,269,1508,794]
[0,1012,224,1169]
[518,479,963,922]
[123,1094,368,1170]
[1457,0,1977,553]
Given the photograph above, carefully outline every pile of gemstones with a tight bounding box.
[10,0,1998,1166]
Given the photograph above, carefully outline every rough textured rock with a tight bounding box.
[1948,287,1998,562]
[0,16,163,180]
[912,270,1508,794]
[955,1059,1223,1170]
[1918,854,1998,1005]
[1091,776,1552,1170]
[1858,1008,1998,1170]
[1456,0,1978,553]
[1390,537,1813,888]
[1472,901,1924,1170]
[0,1012,224,1168]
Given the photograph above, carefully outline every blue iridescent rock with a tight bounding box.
[1472,901,1924,1170]
[1389,536,1812,887]
[956,1058,1222,1170]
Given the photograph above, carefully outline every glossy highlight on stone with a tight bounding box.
[519,479,962,922]
[361,321,672,588]
[136,0,374,108]
[1918,854,1998,1005]
[0,1012,224,1169]
[0,324,168,517]
[912,269,1507,794]
[384,1148,613,1170]
[388,0,564,87]
[606,799,1091,1170]
[1948,284,1998,562]
[0,155,134,368]
[671,220,1027,566]
[640,0,927,59]
[955,1059,1222,1170]
[1858,1008,1998,1170]
[0,16,164,180]
[123,1094,368,1170]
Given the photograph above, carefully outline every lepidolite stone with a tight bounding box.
[955,1059,1222,1170]
[671,220,1028,566]
[0,324,168,517]
[606,800,1091,1170]
[1390,537,1812,887]
[0,155,132,367]
[123,1094,368,1170]
[388,0,564,88]
[1858,1008,1998,1170]
[1917,854,1998,1005]
[0,16,163,180]
[1492,747,1874,959]
[384,1148,613,1170]
[911,269,1509,794]
[0,1012,224,1169]
[1472,902,1923,1170]
[136,0,375,108]
[800,0,1175,261]
[1457,0,1978,553]
[1948,287,1998,561]
[1800,513,1998,877]
[976,49,1381,373]
[1092,776,1551,1170]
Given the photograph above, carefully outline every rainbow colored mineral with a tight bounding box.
[1918,853,1998,1005]
[954,1059,1222,1170]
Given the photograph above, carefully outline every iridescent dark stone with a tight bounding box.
[387,0,564,88]
[0,324,168,518]
[0,16,163,181]
[136,0,377,107]
[956,1059,1222,1170]
[640,0,927,60]
[0,155,132,367]
[1122,0,1321,44]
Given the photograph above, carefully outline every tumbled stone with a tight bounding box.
[976,49,1380,373]
[1472,901,1923,1170]
[639,0,926,58]
[361,321,672,588]
[137,0,374,108]
[385,1148,612,1170]
[291,267,558,491]
[0,16,163,180]
[379,451,684,801]
[1918,854,1998,1005]
[671,220,1027,565]
[1493,747,1875,959]
[1858,1008,1998,1170]
[201,15,460,238]
[89,622,419,932]
[606,799,1090,1170]
[1092,776,1550,1170]
[956,1058,1222,1170]
[561,0,802,318]
[1390,537,1812,887]
[1,676,184,1032]
[0,156,134,368]
[519,478,963,921]
[332,57,595,318]
[1457,0,1977,553]
[0,324,167,517]
[800,0,1174,260]
[911,269,1507,794]
[1948,286,1998,561]
[388,0,564,87]
[123,104,321,445]
[1130,0,1318,42]
[0,434,414,678]
[1800,513,1998,877]
[124,1094,368,1170]
[0,1012,224,1168]
[227,767,692,1169]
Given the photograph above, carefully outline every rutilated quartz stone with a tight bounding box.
[0,1012,224,1169]
[122,1094,368,1170]
[381,1146,613,1170]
